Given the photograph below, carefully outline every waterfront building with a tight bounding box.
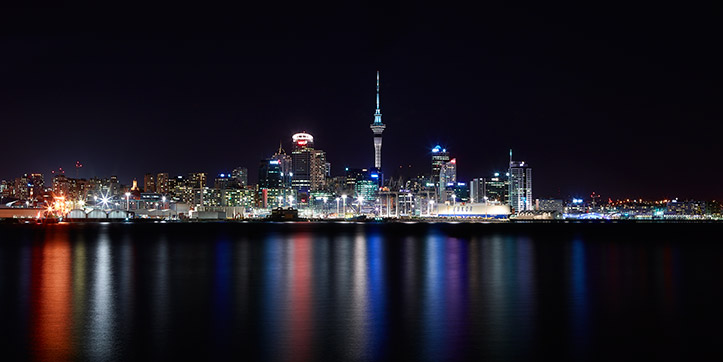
[471,173,509,204]
[144,173,156,193]
[470,178,483,203]
[13,175,29,200]
[453,182,469,203]
[156,173,169,194]
[509,150,533,212]
[536,199,564,214]
[370,71,386,170]
[436,203,511,219]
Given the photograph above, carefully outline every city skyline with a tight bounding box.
[1,4,721,200]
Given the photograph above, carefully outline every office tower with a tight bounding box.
[508,150,532,212]
[483,172,509,204]
[291,132,327,194]
[188,172,207,189]
[13,175,29,200]
[310,150,327,191]
[231,167,248,187]
[438,158,456,202]
[440,158,457,186]
[259,159,284,189]
[214,174,234,189]
[27,173,44,201]
[431,145,450,182]
[258,158,286,208]
[453,182,469,203]
[144,173,156,193]
[369,71,386,170]
[272,143,293,187]
[344,168,378,201]
[156,173,169,194]
[52,174,70,197]
[109,176,120,197]
[470,178,484,203]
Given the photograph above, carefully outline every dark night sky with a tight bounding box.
[1,3,721,200]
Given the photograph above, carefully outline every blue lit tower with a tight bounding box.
[370,71,386,170]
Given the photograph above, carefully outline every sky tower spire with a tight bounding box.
[370,71,386,169]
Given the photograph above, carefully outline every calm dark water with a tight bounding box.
[1,222,722,361]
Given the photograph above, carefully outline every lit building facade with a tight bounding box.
[291,132,327,197]
[231,167,248,187]
[144,173,156,193]
[509,154,532,212]
[157,173,169,194]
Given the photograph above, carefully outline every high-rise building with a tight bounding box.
[431,145,450,182]
[438,158,457,202]
[470,178,484,203]
[369,71,386,170]
[471,173,509,204]
[231,167,248,187]
[144,173,156,193]
[188,172,207,189]
[214,174,234,189]
[52,174,70,197]
[0,180,9,198]
[291,132,327,195]
[509,150,532,212]
[27,173,44,201]
[272,143,293,187]
[440,158,457,186]
[156,173,169,194]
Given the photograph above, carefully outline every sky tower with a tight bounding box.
[370,71,386,170]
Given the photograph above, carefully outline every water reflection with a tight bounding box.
[88,230,115,360]
[31,227,72,361]
[2,223,714,361]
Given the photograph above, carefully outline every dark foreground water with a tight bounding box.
[0,222,722,361]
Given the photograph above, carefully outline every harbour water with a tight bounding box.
[0,222,721,361]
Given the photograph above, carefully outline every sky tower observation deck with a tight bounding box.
[370,71,386,170]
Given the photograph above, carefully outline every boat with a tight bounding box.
[267,207,300,221]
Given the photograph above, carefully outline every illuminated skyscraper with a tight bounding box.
[291,132,327,197]
[431,145,450,180]
[156,173,169,194]
[369,71,386,170]
[508,150,532,212]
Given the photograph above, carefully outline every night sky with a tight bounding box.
[1,3,721,200]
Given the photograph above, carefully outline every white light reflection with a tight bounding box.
[89,230,115,360]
